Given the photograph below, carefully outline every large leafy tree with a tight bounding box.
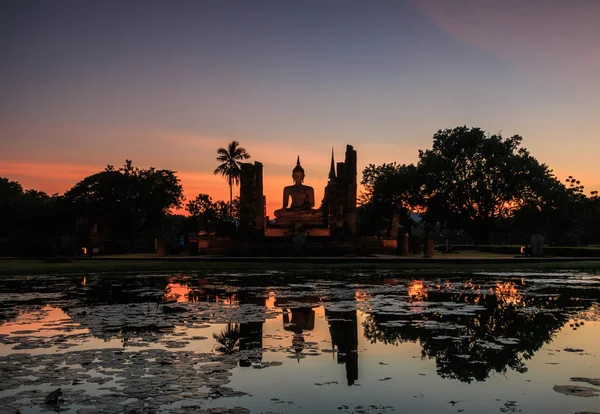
[0,178,24,237]
[511,174,587,245]
[186,194,240,233]
[578,191,600,245]
[360,163,420,236]
[0,177,69,255]
[186,193,216,232]
[186,193,215,219]
[417,126,551,244]
[64,160,184,251]
[214,141,250,215]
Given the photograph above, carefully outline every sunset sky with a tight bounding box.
[2,0,599,216]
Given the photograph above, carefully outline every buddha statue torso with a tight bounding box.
[282,183,314,211]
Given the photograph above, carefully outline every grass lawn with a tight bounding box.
[1,257,600,276]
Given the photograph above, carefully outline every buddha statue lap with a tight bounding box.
[274,157,323,225]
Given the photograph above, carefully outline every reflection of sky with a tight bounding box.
[1,275,599,412]
[2,0,600,215]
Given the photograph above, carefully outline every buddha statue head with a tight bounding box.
[292,156,305,184]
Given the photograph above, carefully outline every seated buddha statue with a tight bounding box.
[274,157,322,222]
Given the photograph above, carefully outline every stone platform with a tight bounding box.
[271,214,324,227]
[265,227,330,237]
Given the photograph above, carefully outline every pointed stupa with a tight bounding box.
[329,148,336,180]
[293,155,304,174]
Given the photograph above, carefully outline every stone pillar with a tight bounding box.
[423,239,435,257]
[156,238,168,256]
[262,195,267,231]
[390,210,400,239]
[344,145,357,236]
[239,162,265,237]
[398,233,409,256]
[530,233,544,257]
[331,162,347,238]
[410,237,421,255]
[254,162,264,234]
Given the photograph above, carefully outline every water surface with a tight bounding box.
[1,270,599,413]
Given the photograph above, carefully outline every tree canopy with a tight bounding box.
[63,160,184,249]
[359,126,594,245]
[0,177,67,255]
[417,126,553,244]
[359,163,420,236]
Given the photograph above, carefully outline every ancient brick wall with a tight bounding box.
[239,162,265,236]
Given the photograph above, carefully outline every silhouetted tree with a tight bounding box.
[214,196,240,221]
[186,193,215,218]
[214,141,250,215]
[0,177,69,255]
[186,193,216,232]
[512,174,586,245]
[360,162,421,236]
[0,178,25,238]
[417,127,551,244]
[64,160,184,252]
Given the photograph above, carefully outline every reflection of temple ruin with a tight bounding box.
[283,307,315,333]
[276,296,318,359]
[237,290,266,367]
[326,308,359,386]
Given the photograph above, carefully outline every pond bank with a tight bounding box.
[2,256,600,275]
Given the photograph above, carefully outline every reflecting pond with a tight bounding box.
[1,270,599,413]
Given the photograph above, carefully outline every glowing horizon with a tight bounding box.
[2,0,599,214]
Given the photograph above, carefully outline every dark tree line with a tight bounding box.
[185,193,240,235]
[1,159,246,256]
[1,137,251,256]
[0,178,72,255]
[64,160,185,253]
[359,126,600,246]
[1,161,186,256]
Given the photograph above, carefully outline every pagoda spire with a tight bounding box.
[329,148,336,180]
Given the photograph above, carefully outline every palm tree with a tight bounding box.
[213,141,250,216]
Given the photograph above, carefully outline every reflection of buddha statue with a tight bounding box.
[274,157,322,221]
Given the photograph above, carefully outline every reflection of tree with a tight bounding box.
[120,324,170,346]
[213,323,240,354]
[363,282,600,383]
[62,276,174,343]
[73,275,170,305]
[326,309,358,385]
